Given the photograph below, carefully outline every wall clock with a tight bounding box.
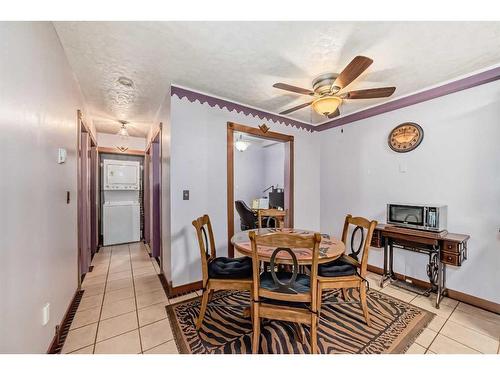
[388,122,424,153]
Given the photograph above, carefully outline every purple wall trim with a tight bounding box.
[171,85,315,132]
[315,66,500,132]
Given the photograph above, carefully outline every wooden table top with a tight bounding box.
[376,224,470,243]
[231,228,345,265]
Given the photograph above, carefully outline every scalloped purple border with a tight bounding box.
[170,86,315,132]
[315,66,500,131]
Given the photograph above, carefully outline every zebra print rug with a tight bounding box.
[166,289,434,354]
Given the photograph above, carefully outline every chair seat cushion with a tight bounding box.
[208,256,252,279]
[318,257,357,277]
[260,271,310,294]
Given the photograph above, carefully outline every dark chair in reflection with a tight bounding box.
[235,200,258,230]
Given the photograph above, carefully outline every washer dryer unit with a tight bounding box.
[102,159,141,246]
[103,201,140,246]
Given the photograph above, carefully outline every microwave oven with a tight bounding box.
[387,203,447,232]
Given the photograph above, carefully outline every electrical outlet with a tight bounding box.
[42,303,50,326]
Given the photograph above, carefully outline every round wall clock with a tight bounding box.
[388,122,424,153]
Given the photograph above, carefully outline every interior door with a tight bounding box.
[79,133,91,276]
[90,146,99,255]
[151,138,161,259]
[143,152,151,246]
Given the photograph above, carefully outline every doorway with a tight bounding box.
[77,110,99,285]
[227,122,294,258]
[144,125,162,270]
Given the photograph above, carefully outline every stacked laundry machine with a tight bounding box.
[102,159,141,246]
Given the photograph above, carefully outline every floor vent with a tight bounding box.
[47,290,85,354]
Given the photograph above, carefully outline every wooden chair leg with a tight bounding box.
[251,302,261,354]
[196,289,210,330]
[342,288,349,301]
[208,289,214,302]
[359,283,371,327]
[310,314,318,354]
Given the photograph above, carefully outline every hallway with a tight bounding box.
[61,243,185,354]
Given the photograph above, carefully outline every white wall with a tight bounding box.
[262,142,285,191]
[233,143,265,230]
[97,132,146,151]
[0,22,88,353]
[319,80,500,303]
[168,95,321,287]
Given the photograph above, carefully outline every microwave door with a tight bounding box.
[389,205,425,227]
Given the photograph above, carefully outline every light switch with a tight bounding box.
[42,303,50,326]
[399,163,407,173]
[183,190,190,200]
[58,148,67,164]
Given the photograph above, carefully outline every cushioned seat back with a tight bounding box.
[235,200,257,230]
[249,231,322,306]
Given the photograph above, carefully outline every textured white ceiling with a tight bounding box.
[54,21,500,135]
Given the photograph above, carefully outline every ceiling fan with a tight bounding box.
[273,56,396,119]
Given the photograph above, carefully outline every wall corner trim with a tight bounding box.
[315,65,500,132]
[170,85,315,132]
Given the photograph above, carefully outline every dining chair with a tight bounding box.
[235,200,258,230]
[257,208,287,229]
[249,230,322,354]
[192,214,253,330]
[316,214,377,326]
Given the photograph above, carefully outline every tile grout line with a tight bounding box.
[424,301,459,354]
[91,247,113,354]
[129,243,145,354]
[143,337,175,354]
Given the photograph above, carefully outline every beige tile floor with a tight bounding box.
[62,242,184,354]
[62,243,500,354]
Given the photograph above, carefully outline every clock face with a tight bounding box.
[388,123,424,153]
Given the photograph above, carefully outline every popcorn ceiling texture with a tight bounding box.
[54,22,500,136]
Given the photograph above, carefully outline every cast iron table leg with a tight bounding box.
[380,237,390,288]
[435,257,443,309]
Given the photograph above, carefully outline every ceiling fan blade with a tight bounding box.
[333,56,374,89]
[327,108,341,119]
[279,101,313,115]
[345,87,396,99]
[273,83,315,96]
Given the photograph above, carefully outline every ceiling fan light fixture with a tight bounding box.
[312,96,342,117]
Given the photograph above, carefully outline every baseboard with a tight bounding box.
[367,264,500,314]
[47,289,84,354]
[158,274,202,298]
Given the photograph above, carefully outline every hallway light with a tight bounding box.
[116,120,129,152]
[234,134,250,152]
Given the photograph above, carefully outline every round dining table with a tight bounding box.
[231,228,345,265]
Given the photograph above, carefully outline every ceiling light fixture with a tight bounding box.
[311,96,342,117]
[116,120,129,152]
[234,134,250,152]
[117,76,134,88]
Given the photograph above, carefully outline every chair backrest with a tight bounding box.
[192,214,217,287]
[257,208,287,229]
[341,214,378,277]
[235,200,257,230]
[249,231,322,308]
